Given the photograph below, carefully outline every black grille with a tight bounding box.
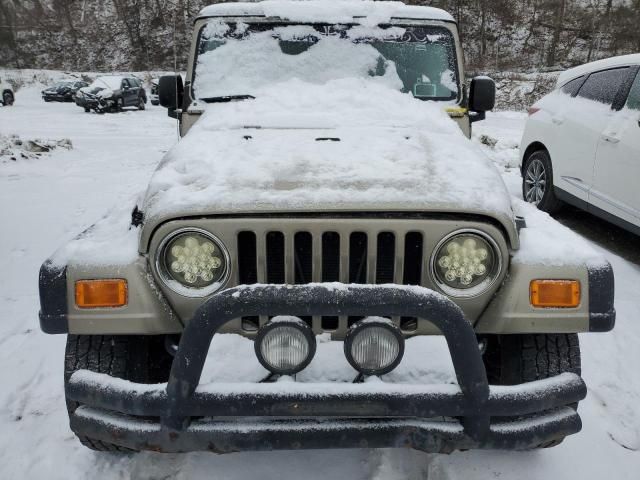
[236,230,425,332]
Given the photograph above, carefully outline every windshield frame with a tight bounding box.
[189,18,463,105]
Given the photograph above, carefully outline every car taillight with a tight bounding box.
[528,107,541,116]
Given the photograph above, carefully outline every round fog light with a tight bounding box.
[344,318,404,376]
[255,317,316,375]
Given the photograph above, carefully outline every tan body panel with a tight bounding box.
[62,219,592,337]
[476,262,590,333]
[66,258,182,334]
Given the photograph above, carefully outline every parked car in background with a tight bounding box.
[42,80,88,102]
[521,53,640,235]
[0,77,14,106]
[75,75,147,113]
[150,78,160,105]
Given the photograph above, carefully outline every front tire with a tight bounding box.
[64,334,172,452]
[522,150,562,213]
[483,333,581,448]
[138,97,146,110]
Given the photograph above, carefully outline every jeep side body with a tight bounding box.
[39,1,614,454]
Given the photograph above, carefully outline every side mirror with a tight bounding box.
[469,76,496,122]
[159,75,184,117]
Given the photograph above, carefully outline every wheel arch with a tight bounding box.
[521,141,549,175]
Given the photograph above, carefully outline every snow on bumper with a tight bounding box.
[65,284,587,453]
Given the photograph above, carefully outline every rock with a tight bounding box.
[479,134,498,148]
[24,140,51,153]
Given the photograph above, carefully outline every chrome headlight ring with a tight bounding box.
[155,227,231,298]
[429,229,503,298]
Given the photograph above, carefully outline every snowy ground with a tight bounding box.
[1,87,639,479]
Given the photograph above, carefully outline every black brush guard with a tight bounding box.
[66,284,587,453]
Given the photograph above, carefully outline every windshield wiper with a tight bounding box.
[200,95,255,103]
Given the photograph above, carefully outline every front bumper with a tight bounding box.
[42,92,71,101]
[66,284,587,453]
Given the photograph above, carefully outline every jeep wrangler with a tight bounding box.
[39,1,615,454]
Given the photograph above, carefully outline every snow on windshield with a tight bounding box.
[91,76,123,90]
[193,22,458,100]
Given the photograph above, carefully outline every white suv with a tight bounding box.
[520,54,640,235]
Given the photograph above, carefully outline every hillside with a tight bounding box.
[1,0,639,73]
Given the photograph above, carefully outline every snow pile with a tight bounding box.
[194,25,403,99]
[0,134,72,163]
[513,199,606,266]
[143,77,512,224]
[49,199,141,267]
[472,111,527,169]
[198,1,454,25]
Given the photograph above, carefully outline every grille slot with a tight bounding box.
[294,232,313,326]
[321,232,340,282]
[237,231,257,284]
[294,232,313,284]
[376,232,395,283]
[401,232,424,331]
[349,232,368,284]
[266,231,285,283]
[348,232,368,326]
[237,231,259,331]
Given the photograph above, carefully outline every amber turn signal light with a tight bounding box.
[75,279,128,308]
[530,280,580,308]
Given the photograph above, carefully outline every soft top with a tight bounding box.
[557,53,640,87]
[197,1,455,24]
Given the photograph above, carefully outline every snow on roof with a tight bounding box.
[557,53,640,86]
[198,1,455,24]
[93,75,126,90]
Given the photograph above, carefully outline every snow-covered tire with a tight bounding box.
[483,333,581,448]
[522,150,562,213]
[64,334,172,452]
[138,97,146,110]
[3,91,14,106]
[83,107,90,113]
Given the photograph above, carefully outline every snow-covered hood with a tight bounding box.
[141,80,517,247]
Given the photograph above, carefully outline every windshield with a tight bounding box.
[193,22,459,102]
[90,77,123,90]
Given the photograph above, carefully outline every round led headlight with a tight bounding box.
[255,317,316,375]
[344,318,404,376]
[430,230,501,297]
[157,228,230,297]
